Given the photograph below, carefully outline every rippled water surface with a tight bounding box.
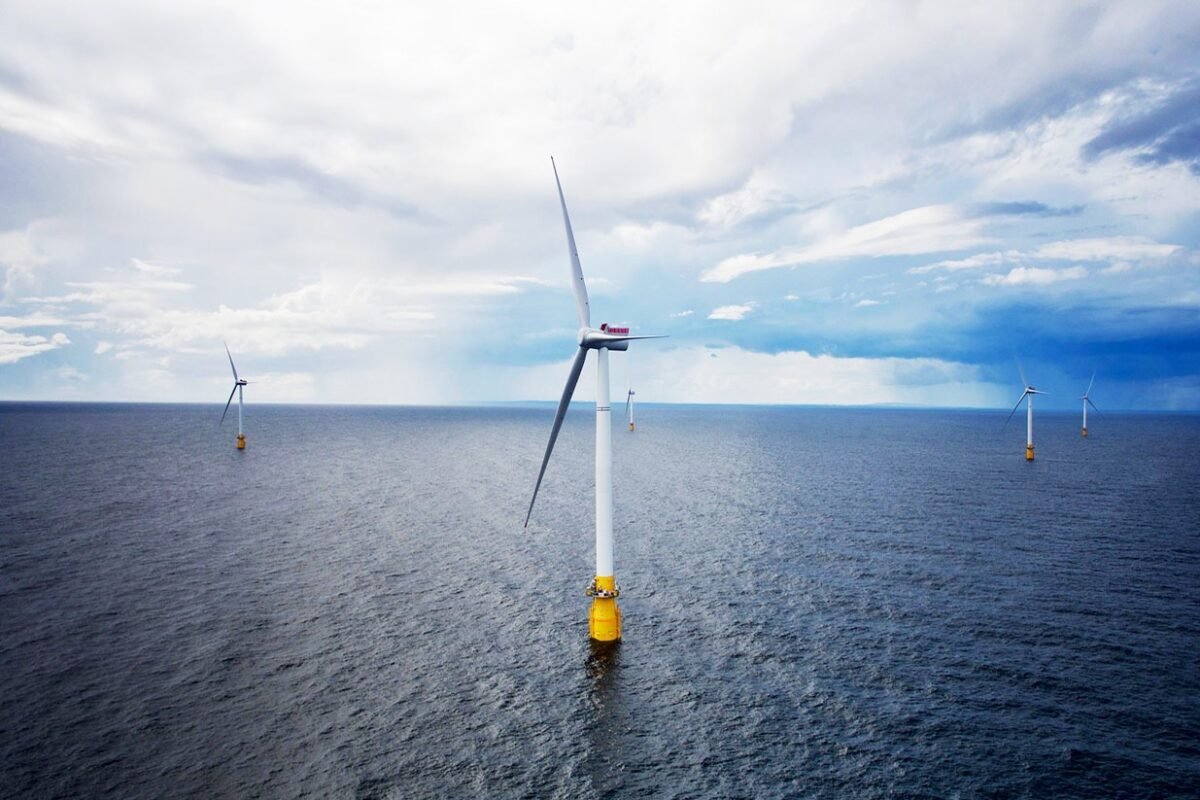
[2,402,1198,798]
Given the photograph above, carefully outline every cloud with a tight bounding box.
[708,302,757,321]
[1031,236,1182,262]
[0,329,69,364]
[697,186,796,231]
[908,251,1021,274]
[970,201,1084,217]
[0,313,72,328]
[494,345,1003,407]
[1083,78,1200,173]
[0,226,50,297]
[702,204,991,282]
[669,309,694,318]
[854,298,881,307]
[94,340,113,354]
[982,266,1088,286]
[0,3,1198,406]
[910,237,1182,276]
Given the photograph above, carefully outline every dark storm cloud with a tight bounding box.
[1083,77,1200,174]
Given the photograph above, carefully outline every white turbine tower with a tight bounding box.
[221,342,250,450]
[1081,371,1099,437]
[525,157,665,642]
[1004,362,1046,461]
[625,388,636,432]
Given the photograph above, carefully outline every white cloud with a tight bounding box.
[702,205,991,282]
[0,329,69,364]
[492,345,1004,407]
[94,340,113,354]
[669,309,694,318]
[0,313,72,328]
[1031,236,1182,262]
[0,2,1198,404]
[247,371,317,402]
[708,302,757,321]
[130,258,182,276]
[982,266,1088,286]
[908,250,1020,274]
[854,298,881,307]
[0,226,49,298]
[697,186,792,231]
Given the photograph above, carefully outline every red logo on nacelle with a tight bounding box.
[600,323,629,335]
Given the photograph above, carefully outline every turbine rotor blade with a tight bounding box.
[625,391,631,421]
[551,157,590,329]
[1086,370,1095,397]
[525,346,589,527]
[1001,391,1028,431]
[1087,397,1100,413]
[1016,357,1028,390]
[220,384,238,424]
[581,331,668,349]
[225,341,239,381]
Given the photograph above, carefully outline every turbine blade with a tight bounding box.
[525,346,589,527]
[220,384,237,424]
[607,334,668,342]
[551,157,591,329]
[1001,391,1027,431]
[625,391,631,421]
[225,341,239,381]
[1087,397,1100,413]
[1086,371,1095,397]
[1016,357,1028,389]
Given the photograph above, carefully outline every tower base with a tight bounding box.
[1082,427,1088,438]
[588,575,621,642]
[237,434,246,450]
[1025,444,1034,461]
[629,422,634,432]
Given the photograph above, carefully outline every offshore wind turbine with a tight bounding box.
[525,157,665,642]
[221,342,250,450]
[1081,371,1099,437]
[1004,363,1046,461]
[625,388,636,432]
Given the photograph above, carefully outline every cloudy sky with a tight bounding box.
[2,1,1198,409]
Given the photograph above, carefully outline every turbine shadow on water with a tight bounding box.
[583,639,627,794]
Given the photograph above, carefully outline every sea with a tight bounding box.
[1,402,1198,799]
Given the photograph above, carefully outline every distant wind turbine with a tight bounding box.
[1004,361,1046,461]
[1081,371,1099,437]
[625,388,636,432]
[221,342,250,450]
[525,157,666,642]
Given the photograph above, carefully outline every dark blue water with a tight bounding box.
[2,402,1198,798]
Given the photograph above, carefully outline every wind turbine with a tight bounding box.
[1004,362,1046,461]
[1081,371,1099,437]
[625,388,636,432]
[221,342,250,450]
[525,157,665,642]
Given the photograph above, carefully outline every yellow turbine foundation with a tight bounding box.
[1082,427,1088,438]
[629,422,635,432]
[588,575,621,642]
[237,434,246,450]
[1025,444,1034,461]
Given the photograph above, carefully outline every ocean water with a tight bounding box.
[1,402,1198,799]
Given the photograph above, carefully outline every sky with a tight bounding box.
[1,1,1198,410]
